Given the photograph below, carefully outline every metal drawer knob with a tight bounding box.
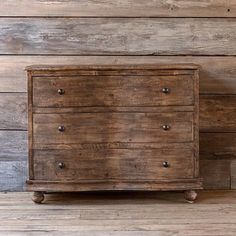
[58,162,65,169]
[162,88,170,94]
[57,88,65,95]
[162,124,170,131]
[58,125,65,132]
[163,161,169,168]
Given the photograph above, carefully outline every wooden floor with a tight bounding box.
[0,191,236,236]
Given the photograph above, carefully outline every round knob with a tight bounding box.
[58,162,65,169]
[163,161,169,168]
[58,125,65,132]
[162,88,170,94]
[162,124,170,131]
[57,88,65,95]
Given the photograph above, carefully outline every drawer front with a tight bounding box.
[33,75,194,107]
[33,112,193,145]
[33,148,194,181]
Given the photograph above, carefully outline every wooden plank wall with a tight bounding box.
[0,0,236,191]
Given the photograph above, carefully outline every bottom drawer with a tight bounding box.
[33,148,194,181]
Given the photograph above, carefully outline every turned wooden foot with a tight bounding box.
[32,191,45,204]
[184,190,197,203]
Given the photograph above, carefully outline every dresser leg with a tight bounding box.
[32,191,45,204]
[184,190,197,203]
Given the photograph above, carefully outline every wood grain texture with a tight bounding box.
[0,131,27,161]
[0,161,27,192]
[200,160,231,190]
[231,161,236,189]
[200,133,236,160]
[0,0,235,17]
[0,93,27,130]
[0,191,236,235]
[200,95,236,132]
[0,18,235,55]
[2,93,236,132]
[34,148,194,181]
[1,56,236,94]
[33,112,194,145]
[33,75,194,107]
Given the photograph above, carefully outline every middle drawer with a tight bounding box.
[33,112,193,145]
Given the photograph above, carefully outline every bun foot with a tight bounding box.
[184,190,197,203]
[32,191,44,204]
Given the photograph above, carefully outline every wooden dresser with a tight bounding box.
[26,64,202,203]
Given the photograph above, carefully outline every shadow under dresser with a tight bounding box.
[26,64,202,203]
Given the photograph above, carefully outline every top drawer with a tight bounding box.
[32,75,194,107]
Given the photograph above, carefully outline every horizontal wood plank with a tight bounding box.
[200,95,236,132]
[1,93,236,132]
[0,18,235,55]
[0,0,235,17]
[0,93,27,130]
[0,131,27,161]
[200,160,231,190]
[0,161,27,191]
[1,56,236,94]
[200,133,236,160]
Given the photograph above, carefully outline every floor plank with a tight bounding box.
[0,191,235,235]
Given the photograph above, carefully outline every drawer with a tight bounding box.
[32,75,194,107]
[33,148,194,181]
[33,112,194,145]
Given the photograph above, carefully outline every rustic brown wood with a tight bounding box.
[231,161,236,190]
[33,148,194,181]
[200,159,231,190]
[1,191,236,235]
[0,0,235,17]
[1,56,236,94]
[200,95,236,132]
[27,64,201,201]
[33,75,194,107]
[0,18,235,55]
[200,133,236,160]
[33,112,194,145]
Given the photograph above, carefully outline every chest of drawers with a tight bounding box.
[26,64,202,203]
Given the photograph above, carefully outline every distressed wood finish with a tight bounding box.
[0,0,235,17]
[1,191,236,235]
[27,64,201,203]
[34,148,194,181]
[200,95,236,132]
[0,18,236,55]
[33,112,194,145]
[33,75,194,107]
[1,56,236,94]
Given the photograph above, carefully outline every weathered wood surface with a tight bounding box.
[33,75,194,107]
[0,18,235,55]
[2,93,236,132]
[34,148,194,181]
[0,93,27,130]
[0,161,27,192]
[0,0,235,17]
[200,160,231,190]
[200,95,236,132]
[0,131,27,161]
[200,133,236,160]
[33,112,193,144]
[231,161,236,190]
[1,56,236,94]
[0,191,236,235]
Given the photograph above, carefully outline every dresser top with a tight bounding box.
[26,64,199,71]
